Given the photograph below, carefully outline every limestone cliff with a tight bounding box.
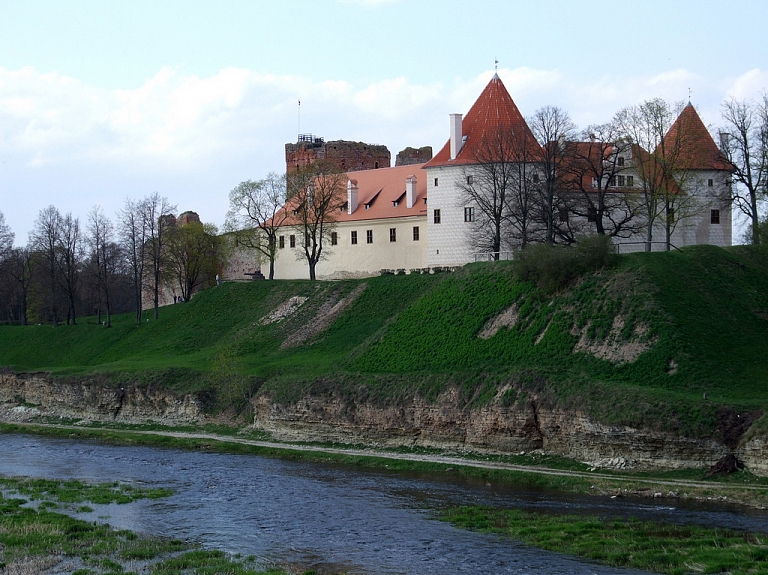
[2,371,765,477]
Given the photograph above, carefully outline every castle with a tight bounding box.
[259,74,733,280]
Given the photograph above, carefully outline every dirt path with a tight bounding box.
[8,421,768,495]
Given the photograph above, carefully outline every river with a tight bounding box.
[1,433,766,574]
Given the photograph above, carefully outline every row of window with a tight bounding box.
[278,227,421,248]
[278,206,724,250]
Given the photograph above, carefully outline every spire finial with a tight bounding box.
[688,87,692,104]
[494,58,498,72]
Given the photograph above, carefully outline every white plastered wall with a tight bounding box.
[272,215,428,280]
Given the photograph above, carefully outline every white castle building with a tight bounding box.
[266,74,732,280]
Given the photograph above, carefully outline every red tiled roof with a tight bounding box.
[277,164,428,226]
[662,104,734,171]
[424,74,542,168]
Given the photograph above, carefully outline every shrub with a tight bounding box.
[512,235,617,293]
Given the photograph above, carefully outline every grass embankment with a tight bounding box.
[0,477,301,575]
[443,506,768,575]
[1,244,767,439]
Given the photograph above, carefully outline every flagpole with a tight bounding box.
[298,99,301,140]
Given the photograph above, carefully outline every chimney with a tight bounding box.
[347,179,358,214]
[406,175,417,208]
[719,131,730,152]
[450,113,463,160]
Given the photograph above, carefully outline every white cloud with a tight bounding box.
[722,68,768,101]
[1,64,766,240]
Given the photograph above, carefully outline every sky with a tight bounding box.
[1,0,767,243]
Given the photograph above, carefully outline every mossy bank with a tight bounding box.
[1,245,767,474]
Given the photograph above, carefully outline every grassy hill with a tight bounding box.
[1,244,767,438]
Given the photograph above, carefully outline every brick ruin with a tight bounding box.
[286,136,391,174]
[395,146,433,166]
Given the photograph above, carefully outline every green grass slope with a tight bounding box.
[1,245,767,437]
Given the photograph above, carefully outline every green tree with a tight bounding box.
[225,173,288,280]
[164,220,224,301]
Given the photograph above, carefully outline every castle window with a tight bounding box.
[351,231,358,245]
[711,209,721,224]
[434,178,438,187]
[587,207,597,223]
[708,178,714,187]
[413,226,420,241]
[467,175,473,185]
[464,207,474,222]
[559,208,569,223]
[289,235,296,248]
[434,209,441,224]
[608,176,616,186]
[532,173,539,183]
[617,157,625,166]
[390,228,397,242]
[617,175,625,186]
[279,236,285,249]
[331,232,338,246]
[366,230,373,244]
[375,161,379,169]
[667,207,675,223]
[627,175,634,186]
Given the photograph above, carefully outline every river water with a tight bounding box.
[1,434,766,574]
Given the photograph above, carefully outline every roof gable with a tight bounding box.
[662,104,733,171]
[425,74,542,168]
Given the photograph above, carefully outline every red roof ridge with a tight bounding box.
[425,75,542,169]
[662,104,734,171]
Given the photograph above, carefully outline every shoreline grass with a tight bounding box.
[0,476,327,575]
[442,505,768,575]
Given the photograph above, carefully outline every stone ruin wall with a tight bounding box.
[395,146,433,166]
[286,140,391,173]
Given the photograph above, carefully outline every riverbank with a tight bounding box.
[442,506,768,575]
[3,420,767,510]
[0,476,304,575]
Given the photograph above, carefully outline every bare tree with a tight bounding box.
[141,193,176,319]
[225,173,289,279]
[30,206,63,327]
[561,123,638,240]
[0,211,13,260]
[3,246,33,325]
[58,212,82,324]
[87,206,120,327]
[165,220,224,301]
[119,198,148,323]
[287,161,346,280]
[460,127,519,258]
[618,98,694,251]
[720,96,768,244]
[529,106,576,244]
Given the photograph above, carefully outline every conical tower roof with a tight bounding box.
[425,74,542,168]
[662,104,733,171]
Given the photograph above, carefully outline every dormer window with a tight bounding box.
[393,201,399,207]
[365,204,370,210]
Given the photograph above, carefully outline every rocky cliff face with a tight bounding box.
[2,371,765,476]
[251,390,768,476]
[0,372,203,424]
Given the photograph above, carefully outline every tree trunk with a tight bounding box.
[308,260,317,281]
[269,258,275,280]
[153,271,160,320]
